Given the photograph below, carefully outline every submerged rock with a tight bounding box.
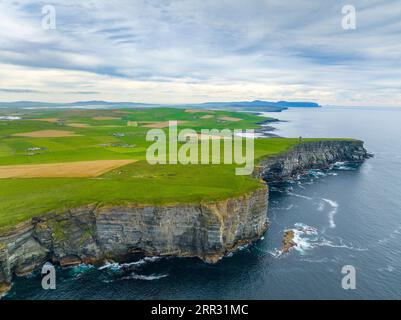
[282,230,296,253]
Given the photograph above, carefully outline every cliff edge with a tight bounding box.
[255,140,369,182]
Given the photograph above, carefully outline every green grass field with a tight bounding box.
[0,107,342,230]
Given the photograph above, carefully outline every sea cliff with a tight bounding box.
[255,140,369,182]
[0,188,268,293]
[0,140,369,296]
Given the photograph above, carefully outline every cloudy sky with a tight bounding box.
[0,0,400,106]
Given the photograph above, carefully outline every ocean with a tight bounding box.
[5,105,401,300]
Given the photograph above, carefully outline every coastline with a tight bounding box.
[0,138,370,297]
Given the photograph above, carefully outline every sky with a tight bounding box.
[0,0,400,106]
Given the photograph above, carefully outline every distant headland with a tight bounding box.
[0,100,321,112]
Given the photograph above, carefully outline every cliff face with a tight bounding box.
[255,140,369,182]
[0,140,369,295]
[0,188,268,291]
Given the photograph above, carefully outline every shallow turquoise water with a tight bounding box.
[5,106,401,300]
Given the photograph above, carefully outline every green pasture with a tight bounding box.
[0,107,345,230]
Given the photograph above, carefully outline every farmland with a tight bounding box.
[0,107,326,230]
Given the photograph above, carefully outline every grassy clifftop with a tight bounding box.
[0,107,341,230]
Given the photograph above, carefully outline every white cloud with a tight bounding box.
[0,0,400,106]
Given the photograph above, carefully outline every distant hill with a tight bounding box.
[275,101,320,108]
[0,100,320,112]
[193,100,320,111]
[198,100,319,108]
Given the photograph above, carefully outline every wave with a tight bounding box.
[321,198,338,228]
[301,257,331,263]
[377,224,401,245]
[287,192,313,200]
[98,262,120,271]
[297,181,306,189]
[266,248,282,258]
[122,256,161,268]
[227,242,253,258]
[276,204,294,211]
[287,192,337,229]
[290,223,319,253]
[121,273,168,281]
[308,170,327,178]
[67,264,96,278]
[315,238,367,251]
[98,256,162,271]
[331,161,358,171]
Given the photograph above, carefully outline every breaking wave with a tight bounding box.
[98,256,162,271]
[290,223,319,253]
[287,192,313,200]
[321,198,338,229]
[331,161,358,171]
[121,273,168,281]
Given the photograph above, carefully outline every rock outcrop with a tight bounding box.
[255,140,369,182]
[282,230,296,253]
[0,139,370,296]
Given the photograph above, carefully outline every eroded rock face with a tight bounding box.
[33,206,101,266]
[95,187,268,263]
[0,187,268,294]
[255,140,369,182]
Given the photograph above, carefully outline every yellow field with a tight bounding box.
[141,121,187,128]
[29,118,61,123]
[0,160,136,178]
[12,130,81,138]
[185,109,213,113]
[219,116,242,122]
[92,116,121,120]
[67,123,91,128]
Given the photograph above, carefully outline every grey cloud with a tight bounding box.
[0,88,43,93]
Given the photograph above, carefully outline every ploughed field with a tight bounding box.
[0,107,321,230]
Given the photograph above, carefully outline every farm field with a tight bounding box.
[0,107,329,230]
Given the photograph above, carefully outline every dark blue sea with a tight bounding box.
[5,106,401,300]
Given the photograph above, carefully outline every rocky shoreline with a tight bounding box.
[0,140,370,296]
[255,140,371,182]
